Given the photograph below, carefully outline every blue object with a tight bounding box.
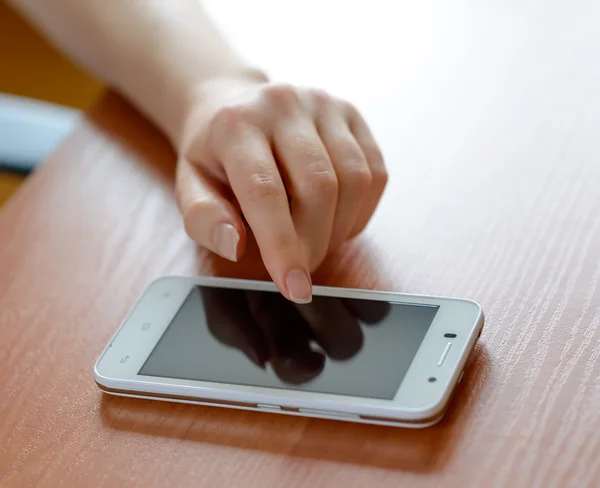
[0,94,80,173]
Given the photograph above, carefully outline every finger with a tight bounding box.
[342,298,391,325]
[176,157,246,262]
[272,117,338,272]
[346,106,388,237]
[246,291,325,384]
[317,111,372,251]
[295,296,363,360]
[201,287,269,368]
[213,121,312,304]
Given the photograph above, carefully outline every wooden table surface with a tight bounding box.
[2,1,600,486]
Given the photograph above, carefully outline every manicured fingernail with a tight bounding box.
[285,268,312,304]
[211,223,239,262]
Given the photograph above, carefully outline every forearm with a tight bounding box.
[9,0,259,146]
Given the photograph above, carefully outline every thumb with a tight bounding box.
[176,157,246,261]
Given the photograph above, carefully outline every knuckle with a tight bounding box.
[308,87,331,106]
[342,163,372,193]
[372,165,389,190]
[263,83,299,112]
[303,168,338,200]
[368,145,385,166]
[247,172,284,202]
[361,139,384,164]
[361,143,386,176]
[210,105,250,134]
[340,99,359,118]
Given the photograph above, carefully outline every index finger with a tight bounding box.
[215,124,312,304]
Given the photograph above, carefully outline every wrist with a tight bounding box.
[174,67,269,154]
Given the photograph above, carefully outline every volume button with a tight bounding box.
[257,404,281,410]
[298,408,357,419]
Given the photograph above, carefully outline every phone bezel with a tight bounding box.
[94,276,483,422]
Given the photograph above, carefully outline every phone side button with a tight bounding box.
[298,408,358,419]
[257,403,281,411]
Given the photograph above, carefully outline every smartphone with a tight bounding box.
[95,276,484,428]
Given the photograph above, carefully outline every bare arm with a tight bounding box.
[10,0,387,304]
[9,0,257,145]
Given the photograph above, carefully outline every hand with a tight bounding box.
[175,74,387,303]
[201,288,391,384]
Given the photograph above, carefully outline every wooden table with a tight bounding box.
[2,1,600,486]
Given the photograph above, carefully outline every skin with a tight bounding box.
[10,0,388,303]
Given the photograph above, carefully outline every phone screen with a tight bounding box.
[138,286,439,399]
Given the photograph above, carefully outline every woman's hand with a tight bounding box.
[176,75,387,303]
[9,1,383,302]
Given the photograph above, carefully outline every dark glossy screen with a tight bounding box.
[139,286,439,399]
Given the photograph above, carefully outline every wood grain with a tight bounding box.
[1,1,600,487]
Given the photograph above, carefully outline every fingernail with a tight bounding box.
[211,223,239,262]
[285,268,312,304]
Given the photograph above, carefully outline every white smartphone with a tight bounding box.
[95,276,484,428]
